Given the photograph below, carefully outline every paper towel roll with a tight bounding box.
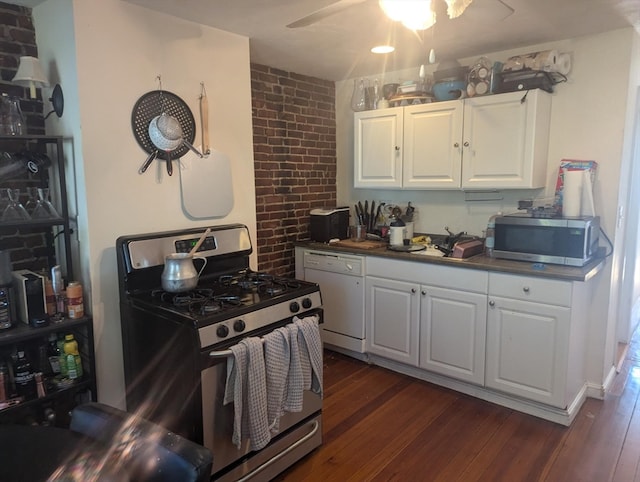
[582,170,596,216]
[553,53,572,76]
[563,169,583,217]
[535,50,558,71]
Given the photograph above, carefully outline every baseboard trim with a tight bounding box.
[368,354,586,426]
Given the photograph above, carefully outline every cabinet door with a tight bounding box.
[403,101,463,189]
[365,276,419,366]
[354,108,403,188]
[419,286,487,385]
[461,90,551,189]
[486,296,570,407]
[304,268,364,339]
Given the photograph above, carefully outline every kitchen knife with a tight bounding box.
[363,200,368,228]
[369,200,376,231]
[354,203,363,225]
[357,201,365,225]
[373,203,382,224]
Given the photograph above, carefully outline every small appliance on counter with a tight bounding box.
[12,269,49,327]
[310,207,350,242]
[493,213,600,266]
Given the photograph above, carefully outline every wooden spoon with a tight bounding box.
[189,227,212,255]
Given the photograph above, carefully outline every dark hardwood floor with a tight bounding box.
[276,331,640,481]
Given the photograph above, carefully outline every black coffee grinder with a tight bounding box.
[0,250,15,330]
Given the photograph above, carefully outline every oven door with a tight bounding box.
[200,313,323,480]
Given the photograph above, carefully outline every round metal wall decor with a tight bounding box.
[131,90,196,161]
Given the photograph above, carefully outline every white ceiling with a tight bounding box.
[12,0,640,81]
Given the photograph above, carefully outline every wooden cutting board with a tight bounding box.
[330,239,387,250]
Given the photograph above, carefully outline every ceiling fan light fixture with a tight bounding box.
[371,45,395,54]
[445,0,474,18]
[379,0,436,30]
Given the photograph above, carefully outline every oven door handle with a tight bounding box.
[209,347,242,358]
[235,419,320,482]
[208,313,321,359]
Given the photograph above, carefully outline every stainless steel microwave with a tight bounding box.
[493,214,600,266]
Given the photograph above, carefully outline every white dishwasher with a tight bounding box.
[302,250,366,354]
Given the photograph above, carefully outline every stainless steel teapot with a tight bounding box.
[161,253,207,293]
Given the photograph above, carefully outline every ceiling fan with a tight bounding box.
[286,0,514,29]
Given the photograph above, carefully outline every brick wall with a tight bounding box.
[251,64,336,277]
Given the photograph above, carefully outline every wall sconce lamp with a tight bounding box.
[12,55,64,119]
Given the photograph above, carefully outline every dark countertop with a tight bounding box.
[296,240,606,282]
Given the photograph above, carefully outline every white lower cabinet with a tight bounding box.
[419,285,487,385]
[486,273,583,409]
[365,276,420,366]
[305,248,593,424]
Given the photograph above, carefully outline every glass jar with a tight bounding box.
[0,95,25,135]
[5,96,25,136]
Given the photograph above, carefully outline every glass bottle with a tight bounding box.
[63,334,82,379]
[47,333,61,375]
[351,78,367,112]
[5,96,24,136]
[13,350,36,398]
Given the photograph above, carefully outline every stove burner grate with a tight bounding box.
[151,288,242,316]
[218,270,302,295]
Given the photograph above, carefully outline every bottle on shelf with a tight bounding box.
[35,372,46,398]
[47,334,61,375]
[13,350,36,399]
[66,282,84,319]
[57,335,67,378]
[63,334,82,380]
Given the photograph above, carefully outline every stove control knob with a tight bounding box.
[234,320,246,332]
[289,301,300,313]
[302,298,313,309]
[216,325,229,338]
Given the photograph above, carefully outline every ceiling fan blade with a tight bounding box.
[287,0,369,28]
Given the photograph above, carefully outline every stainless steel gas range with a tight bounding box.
[116,224,323,481]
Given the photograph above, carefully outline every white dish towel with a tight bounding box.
[263,326,290,433]
[295,315,323,397]
[223,337,270,450]
[284,322,304,413]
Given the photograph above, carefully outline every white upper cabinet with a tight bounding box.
[461,90,551,190]
[353,90,552,190]
[354,107,403,188]
[403,101,464,189]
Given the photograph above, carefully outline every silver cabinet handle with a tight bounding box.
[489,300,495,307]
[523,286,530,293]
[411,288,416,294]
[463,141,470,147]
[454,142,460,148]
[421,290,426,296]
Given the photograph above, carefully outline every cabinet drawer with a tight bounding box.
[367,257,487,293]
[489,273,572,307]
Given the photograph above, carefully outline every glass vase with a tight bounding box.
[351,78,367,112]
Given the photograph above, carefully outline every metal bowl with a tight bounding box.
[148,115,182,151]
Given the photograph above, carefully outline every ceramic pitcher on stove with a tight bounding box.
[161,253,207,293]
